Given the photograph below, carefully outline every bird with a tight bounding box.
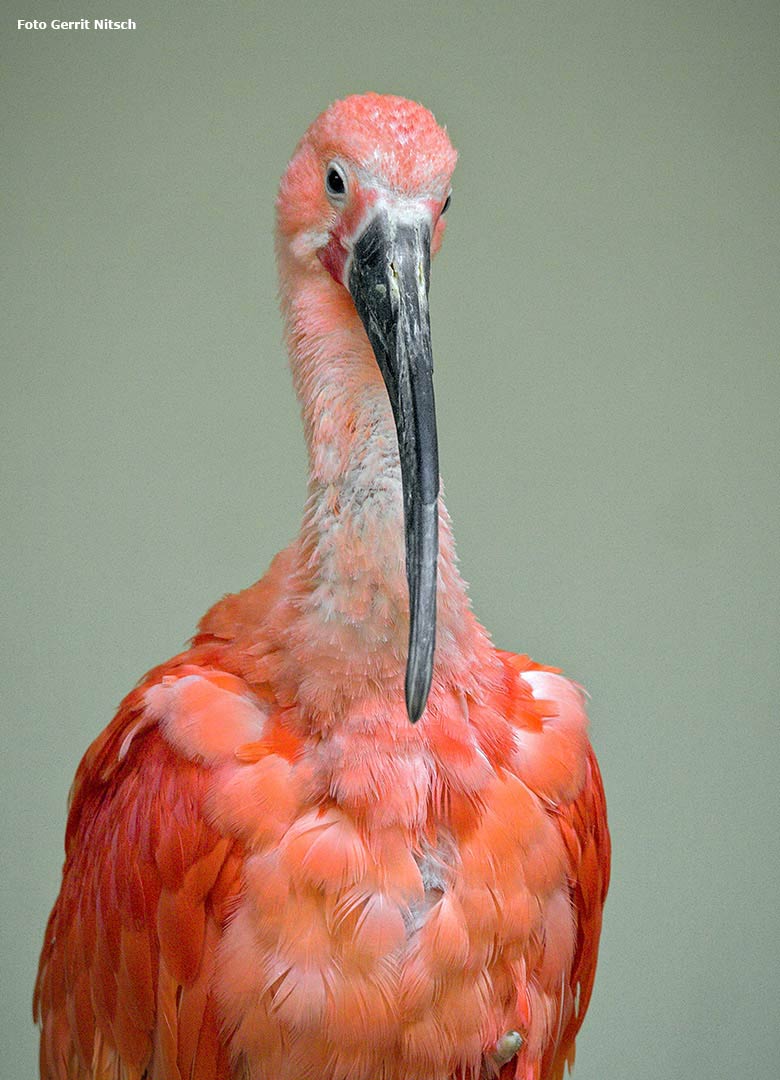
[34,93,610,1080]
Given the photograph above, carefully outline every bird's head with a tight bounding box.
[277,92,456,273]
[277,94,457,723]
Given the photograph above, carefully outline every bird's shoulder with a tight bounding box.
[487,650,592,805]
[491,650,609,900]
[489,651,610,1080]
[34,649,284,1079]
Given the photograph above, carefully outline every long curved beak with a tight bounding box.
[348,210,438,723]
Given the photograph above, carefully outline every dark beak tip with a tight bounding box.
[405,675,430,724]
[406,703,422,725]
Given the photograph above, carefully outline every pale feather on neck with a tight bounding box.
[278,259,496,705]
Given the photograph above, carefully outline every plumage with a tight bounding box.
[35,93,610,1080]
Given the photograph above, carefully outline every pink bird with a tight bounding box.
[35,93,610,1080]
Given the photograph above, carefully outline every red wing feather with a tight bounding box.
[542,747,610,1080]
[34,680,242,1080]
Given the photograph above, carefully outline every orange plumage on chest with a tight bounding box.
[36,645,607,1080]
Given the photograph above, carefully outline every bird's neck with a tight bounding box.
[277,263,494,705]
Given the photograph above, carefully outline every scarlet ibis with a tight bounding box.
[35,93,609,1080]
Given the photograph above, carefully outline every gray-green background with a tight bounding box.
[3,2,778,1077]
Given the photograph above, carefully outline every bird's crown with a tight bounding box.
[302,92,457,194]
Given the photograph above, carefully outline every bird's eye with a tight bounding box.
[441,193,451,215]
[325,164,347,201]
